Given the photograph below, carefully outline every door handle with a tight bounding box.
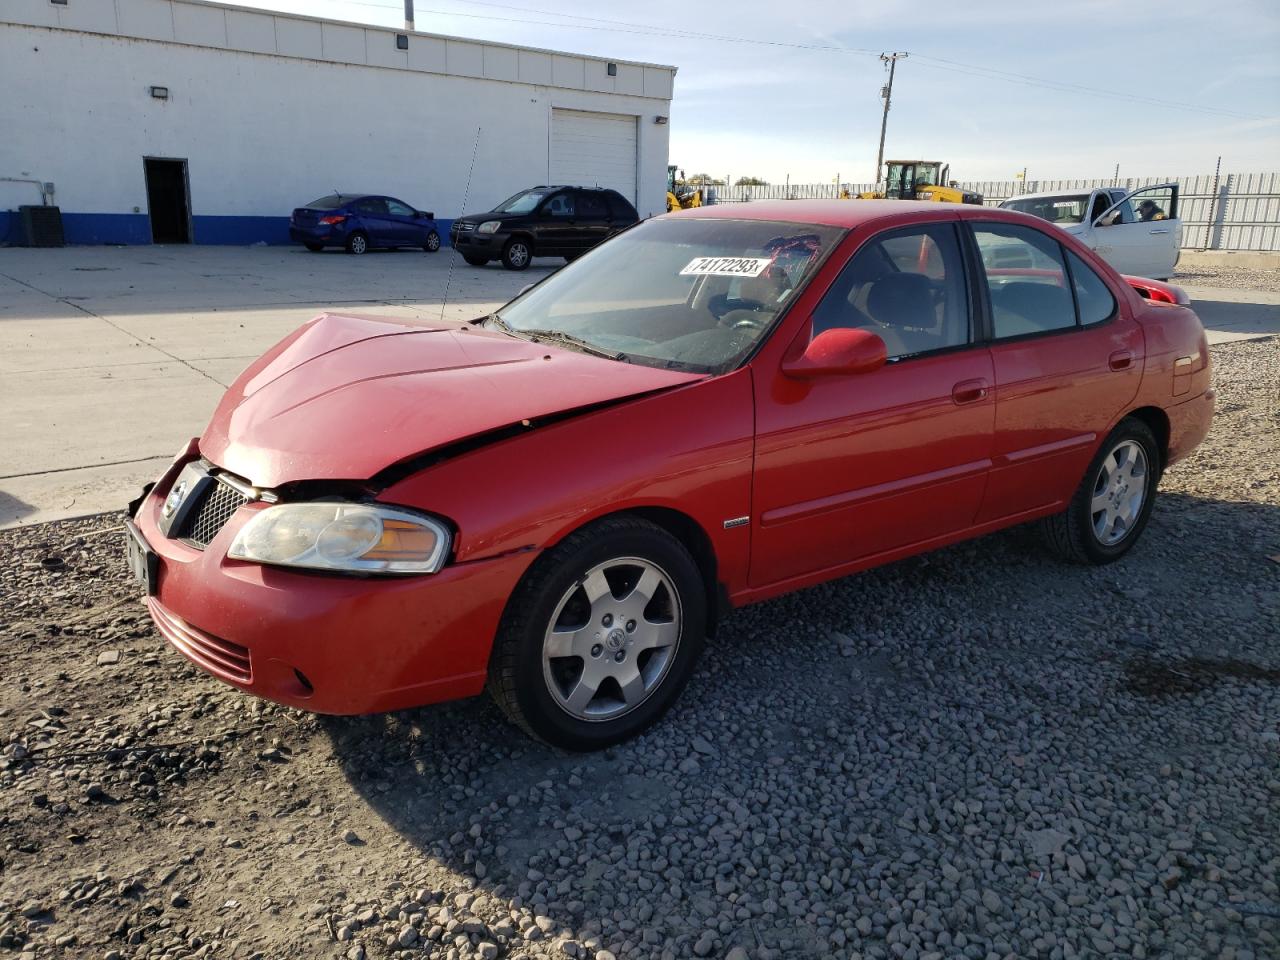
[1149,228,1170,234]
[951,378,989,405]
[1109,350,1134,371]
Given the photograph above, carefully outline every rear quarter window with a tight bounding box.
[606,192,638,220]
[1066,250,1117,326]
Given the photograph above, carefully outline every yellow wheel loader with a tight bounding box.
[858,160,983,204]
[667,165,703,212]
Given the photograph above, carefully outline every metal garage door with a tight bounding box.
[549,109,638,202]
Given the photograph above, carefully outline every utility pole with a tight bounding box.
[874,52,907,188]
[404,0,415,31]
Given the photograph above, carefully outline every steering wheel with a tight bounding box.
[710,297,766,321]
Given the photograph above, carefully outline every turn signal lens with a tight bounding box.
[228,503,450,575]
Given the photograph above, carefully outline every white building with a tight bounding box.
[0,0,676,245]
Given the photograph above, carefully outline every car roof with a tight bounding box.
[665,199,1034,229]
[1002,188,1118,202]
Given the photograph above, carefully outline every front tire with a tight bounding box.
[423,231,441,253]
[1041,418,1162,565]
[345,232,369,255]
[502,238,532,271]
[488,516,706,750]
[462,254,488,267]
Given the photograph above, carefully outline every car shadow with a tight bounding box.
[1187,296,1280,341]
[321,490,1278,955]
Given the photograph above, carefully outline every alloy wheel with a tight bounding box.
[1090,440,1148,545]
[541,557,681,722]
[507,242,530,268]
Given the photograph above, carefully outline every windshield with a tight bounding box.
[494,189,554,214]
[493,218,845,373]
[1001,194,1090,225]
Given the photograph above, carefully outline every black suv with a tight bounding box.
[450,186,640,270]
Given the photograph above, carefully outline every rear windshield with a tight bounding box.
[1000,194,1090,224]
[305,195,348,209]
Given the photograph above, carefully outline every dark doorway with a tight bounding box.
[143,158,191,243]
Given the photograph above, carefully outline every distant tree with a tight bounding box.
[686,173,724,186]
[735,176,768,186]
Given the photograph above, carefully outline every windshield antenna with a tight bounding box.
[439,126,481,324]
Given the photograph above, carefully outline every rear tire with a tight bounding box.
[423,231,441,253]
[304,242,324,252]
[1041,418,1162,565]
[462,254,488,267]
[502,238,532,271]
[488,516,706,751]
[345,232,369,255]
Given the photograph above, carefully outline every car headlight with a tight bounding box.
[476,221,502,234]
[228,503,450,575]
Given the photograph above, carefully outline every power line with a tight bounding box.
[432,0,1267,120]
[224,0,1269,121]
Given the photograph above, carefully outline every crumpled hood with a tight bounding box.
[200,313,703,487]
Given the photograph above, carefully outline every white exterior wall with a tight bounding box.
[0,0,675,241]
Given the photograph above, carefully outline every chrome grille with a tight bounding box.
[453,220,475,232]
[180,480,248,547]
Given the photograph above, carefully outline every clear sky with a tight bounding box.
[222,0,1279,184]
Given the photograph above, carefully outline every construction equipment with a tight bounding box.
[857,160,983,204]
[667,165,703,212]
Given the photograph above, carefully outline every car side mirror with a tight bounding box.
[781,327,887,379]
[419,210,434,219]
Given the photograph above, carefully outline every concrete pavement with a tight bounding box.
[1,245,1276,528]
[0,245,548,527]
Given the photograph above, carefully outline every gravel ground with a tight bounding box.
[1173,265,1280,293]
[2,339,1278,960]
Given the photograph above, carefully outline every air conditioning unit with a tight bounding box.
[19,205,65,247]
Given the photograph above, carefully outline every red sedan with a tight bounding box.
[125,201,1214,750]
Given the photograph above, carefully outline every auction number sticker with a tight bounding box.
[680,256,772,278]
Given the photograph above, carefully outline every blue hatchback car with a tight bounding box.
[289,194,441,255]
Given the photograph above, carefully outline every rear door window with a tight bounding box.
[605,192,638,220]
[973,224,1075,338]
[354,197,388,216]
[577,191,608,219]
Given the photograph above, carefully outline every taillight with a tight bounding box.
[319,215,346,225]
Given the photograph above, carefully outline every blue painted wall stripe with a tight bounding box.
[0,211,456,247]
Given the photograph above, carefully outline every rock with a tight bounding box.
[690,735,716,756]
[478,942,499,960]
[725,948,750,960]
[97,650,120,665]
[398,925,418,948]
[678,757,701,774]
[981,889,1002,915]
[169,892,189,908]
[343,829,362,845]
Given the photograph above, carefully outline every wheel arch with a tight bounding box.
[504,232,536,254]
[1122,405,1171,466]
[546,505,728,637]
